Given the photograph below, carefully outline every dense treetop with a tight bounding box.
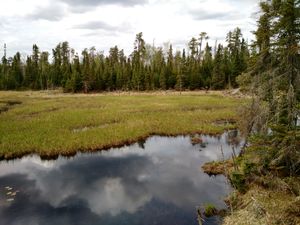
[0,29,249,92]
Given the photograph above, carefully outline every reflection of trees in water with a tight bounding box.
[226,130,240,147]
[138,139,146,149]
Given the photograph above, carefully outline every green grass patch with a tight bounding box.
[0,91,244,159]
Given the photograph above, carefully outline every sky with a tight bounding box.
[0,0,259,58]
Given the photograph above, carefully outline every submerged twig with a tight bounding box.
[221,145,233,215]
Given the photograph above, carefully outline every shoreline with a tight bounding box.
[0,129,235,161]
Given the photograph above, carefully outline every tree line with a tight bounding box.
[0,28,249,92]
[238,0,299,177]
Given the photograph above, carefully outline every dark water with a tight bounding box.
[0,131,241,225]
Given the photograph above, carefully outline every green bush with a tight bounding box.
[204,204,218,217]
[230,171,247,193]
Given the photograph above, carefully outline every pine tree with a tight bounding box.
[82,48,91,93]
[132,32,146,91]
[72,53,83,92]
[61,41,72,88]
[39,52,49,89]
[166,44,176,89]
[51,44,62,87]
[198,32,209,62]
[24,56,33,88]
[11,52,23,88]
[152,47,165,89]
[31,44,40,89]
[188,37,200,89]
[212,44,225,89]
[174,50,183,92]
[201,43,213,89]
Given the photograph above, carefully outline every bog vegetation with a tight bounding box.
[0,91,240,159]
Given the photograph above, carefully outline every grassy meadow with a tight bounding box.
[0,91,244,159]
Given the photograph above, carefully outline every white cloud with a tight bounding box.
[0,0,259,57]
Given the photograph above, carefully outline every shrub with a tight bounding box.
[204,204,218,217]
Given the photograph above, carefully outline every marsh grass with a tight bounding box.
[204,204,218,217]
[224,182,300,225]
[202,160,234,176]
[0,91,243,159]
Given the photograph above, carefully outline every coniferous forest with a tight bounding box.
[0,28,249,92]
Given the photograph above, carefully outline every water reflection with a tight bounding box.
[0,132,242,225]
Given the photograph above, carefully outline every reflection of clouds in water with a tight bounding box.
[21,156,56,168]
[34,154,155,213]
[0,133,241,225]
[88,178,151,216]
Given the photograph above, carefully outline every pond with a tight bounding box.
[0,131,242,225]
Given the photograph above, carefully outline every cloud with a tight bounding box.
[188,8,242,21]
[0,0,257,58]
[59,0,148,12]
[73,21,133,35]
[26,3,67,21]
[61,0,147,6]
[73,21,115,30]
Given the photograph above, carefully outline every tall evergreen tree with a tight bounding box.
[198,32,209,62]
[11,52,23,88]
[201,43,213,88]
[31,44,40,89]
[39,52,49,89]
[212,44,225,89]
[132,32,146,91]
[51,44,62,87]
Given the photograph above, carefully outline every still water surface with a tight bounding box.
[0,131,241,225]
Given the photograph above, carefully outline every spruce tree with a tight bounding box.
[212,44,225,89]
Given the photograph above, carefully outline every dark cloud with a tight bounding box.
[73,21,115,30]
[61,0,147,6]
[26,4,67,21]
[73,21,132,34]
[59,0,148,12]
[229,0,258,3]
[189,9,242,21]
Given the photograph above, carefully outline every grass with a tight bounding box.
[204,203,218,217]
[222,138,300,225]
[202,160,234,176]
[0,90,243,159]
[223,181,300,225]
